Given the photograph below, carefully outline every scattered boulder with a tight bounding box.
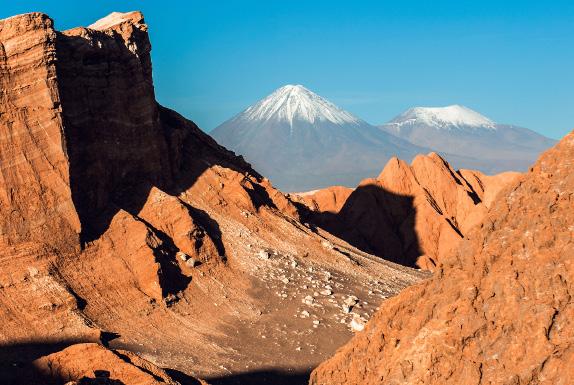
[343,296,358,307]
[321,240,333,250]
[185,258,199,268]
[348,316,366,332]
[302,295,315,306]
[259,250,271,260]
[177,251,189,262]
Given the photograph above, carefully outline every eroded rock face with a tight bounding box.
[0,13,80,251]
[310,131,574,385]
[298,153,520,268]
[0,243,100,345]
[0,11,240,309]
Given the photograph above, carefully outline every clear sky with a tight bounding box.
[2,1,573,139]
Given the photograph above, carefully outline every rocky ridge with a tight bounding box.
[295,153,520,269]
[33,343,195,385]
[310,131,574,384]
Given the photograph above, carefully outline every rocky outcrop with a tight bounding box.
[310,131,574,384]
[33,343,203,385]
[292,186,353,214]
[0,11,238,312]
[298,153,520,269]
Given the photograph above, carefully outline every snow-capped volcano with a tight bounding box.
[211,85,428,191]
[390,105,496,130]
[240,84,362,126]
[379,105,556,174]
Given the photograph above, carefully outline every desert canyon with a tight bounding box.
[0,9,572,385]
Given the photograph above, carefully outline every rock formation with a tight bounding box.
[297,152,520,269]
[33,343,199,385]
[310,131,574,384]
[0,11,424,384]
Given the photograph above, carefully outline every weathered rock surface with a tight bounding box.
[310,131,574,385]
[297,152,519,269]
[0,11,425,384]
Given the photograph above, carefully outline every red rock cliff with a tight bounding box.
[0,13,80,251]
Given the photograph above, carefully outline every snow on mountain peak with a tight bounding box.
[391,105,496,130]
[238,84,362,126]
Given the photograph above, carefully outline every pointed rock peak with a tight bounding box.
[237,84,363,126]
[411,152,459,178]
[382,156,402,169]
[391,104,496,130]
[378,156,410,180]
[419,152,448,165]
[88,11,145,30]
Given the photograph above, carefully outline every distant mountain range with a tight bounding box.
[211,85,556,191]
[211,85,427,191]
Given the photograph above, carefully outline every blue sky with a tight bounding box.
[2,1,573,139]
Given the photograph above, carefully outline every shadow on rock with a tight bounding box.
[298,183,423,267]
[0,340,87,385]
[54,31,271,248]
[205,369,310,385]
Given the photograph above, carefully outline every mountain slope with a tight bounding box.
[310,130,574,384]
[211,85,430,191]
[379,105,556,174]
